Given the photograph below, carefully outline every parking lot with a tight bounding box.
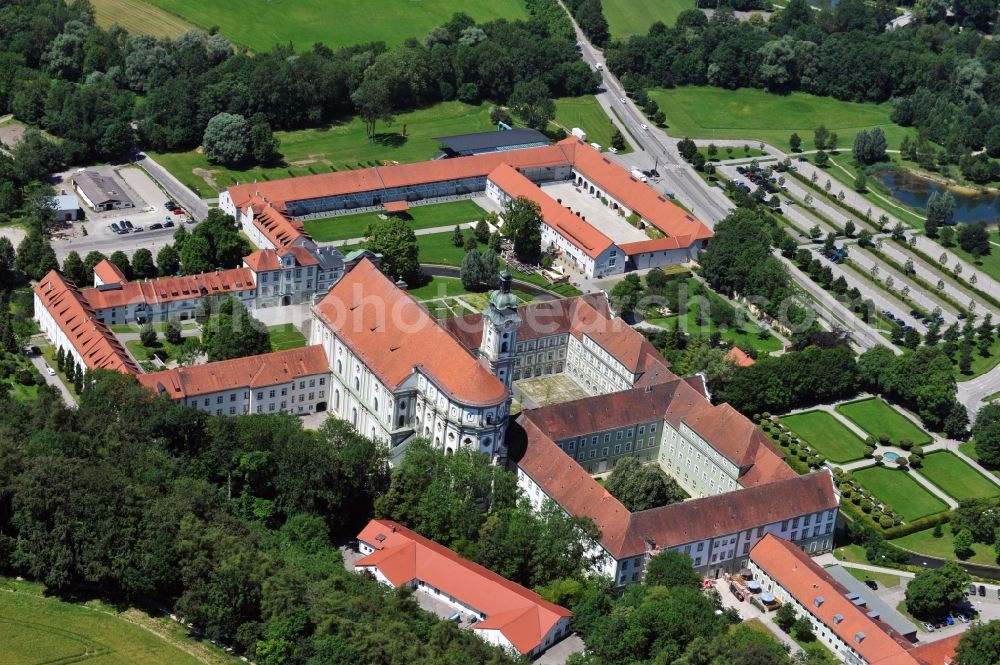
[50,164,195,262]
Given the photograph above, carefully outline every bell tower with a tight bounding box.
[480,270,521,389]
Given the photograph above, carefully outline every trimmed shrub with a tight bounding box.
[879,515,894,529]
[878,433,891,446]
[899,439,913,451]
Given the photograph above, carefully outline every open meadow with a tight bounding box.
[649,87,914,153]
[91,0,194,38]
[603,0,695,38]
[141,0,527,51]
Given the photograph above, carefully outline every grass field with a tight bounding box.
[92,0,194,38]
[305,200,486,243]
[852,466,948,521]
[144,0,527,51]
[780,410,868,463]
[835,398,932,446]
[919,452,1000,501]
[0,577,236,665]
[408,276,474,301]
[551,96,627,154]
[934,227,1000,284]
[603,0,695,37]
[649,87,915,153]
[268,324,307,351]
[893,522,1000,566]
[844,566,901,588]
[152,102,496,196]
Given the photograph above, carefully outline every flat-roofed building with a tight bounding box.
[436,128,549,157]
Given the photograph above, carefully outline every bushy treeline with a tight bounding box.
[0,371,522,664]
[606,0,1000,176]
[0,0,597,165]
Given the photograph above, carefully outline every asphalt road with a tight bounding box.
[137,153,209,222]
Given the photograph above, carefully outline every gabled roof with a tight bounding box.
[313,259,508,407]
[80,268,256,310]
[619,236,691,255]
[243,245,320,273]
[356,520,570,654]
[137,345,328,399]
[34,271,140,375]
[908,634,960,665]
[92,259,126,286]
[248,205,311,248]
[488,163,614,259]
[750,535,933,665]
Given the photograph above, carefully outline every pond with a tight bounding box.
[874,169,1000,224]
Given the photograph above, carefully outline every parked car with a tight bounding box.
[164,220,174,228]
[922,622,935,632]
[620,97,627,104]
[45,365,55,376]
[864,580,878,590]
[640,123,649,130]
[969,584,977,595]
[133,226,144,232]
[110,222,121,233]
[172,208,185,215]
[955,612,970,623]
[164,200,176,209]
[978,585,986,596]
[149,223,163,230]
[123,219,133,229]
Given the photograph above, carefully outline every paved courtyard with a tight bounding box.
[515,373,590,409]
[541,181,649,244]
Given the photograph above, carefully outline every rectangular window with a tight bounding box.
[280,401,287,410]
[650,423,657,432]
[319,377,325,386]
[281,388,287,396]
[589,450,596,459]
[568,441,575,451]
[216,395,223,404]
[625,442,633,452]
[614,444,621,454]
[627,428,634,438]
[604,433,611,443]
[230,393,236,401]
[616,431,623,441]
[269,403,275,411]
[256,405,262,413]
[269,390,276,398]
[639,426,645,435]
[229,406,236,415]
[602,447,609,456]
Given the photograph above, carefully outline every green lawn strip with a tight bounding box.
[304,200,486,242]
[151,101,496,196]
[832,543,871,565]
[602,0,695,37]
[110,321,197,334]
[650,86,916,154]
[852,466,948,522]
[892,522,1000,567]
[268,324,307,351]
[934,230,1000,285]
[918,452,1000,501]
[551,96,629,154]
[835,398,932,446]
[0,576,234,665]
[780,411,868,463]
[843,566,902,588]
[146,0,526,52]
[823,156,927,228]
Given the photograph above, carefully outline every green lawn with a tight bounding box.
[124,338,192,364]
[152,101,497,196]
[935,228,1000,285]
[780,411,868,463]
[836,398,932,446]
[843,566,902,588]
[919,452,1000,501]
[408,276,475,301]
[145,0,527,51]
[551,96,628,153]
[603,0,695,37]
[268,324,307,351]
[304,200,486,243]
[893,522,1000,566]
[833,543,871,565]
[649,86,916,153]
[852,466,948,521]
[0,576,236,665]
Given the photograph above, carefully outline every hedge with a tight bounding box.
[882,512,952,540]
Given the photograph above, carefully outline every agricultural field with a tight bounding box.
[0,577,236,665]
[835,398,932,446]
[852,466,948,522]
[268,324,307,351]
[918,452,1000,501]
[142,0,527,51]
[305,200,487,243]
[602,0,695,38]
[151,102,496,197]
[551,96,627,153]
[780,410,868,463]
[91,0,194,38]
[649,87,915,153]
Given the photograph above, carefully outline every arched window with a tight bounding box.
[398,415,405,427]
[373,397,379,413]
[482,437,492,449]
[486,414,493,425]
[354,377,360,391]
[500,342,508,353]
[351,408,358,426]
[334,389,340,410]
[336,360,342,374]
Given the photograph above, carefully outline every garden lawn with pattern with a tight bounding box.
[780,410,868,463]
[852,466,948,522]
[835,398,932,446]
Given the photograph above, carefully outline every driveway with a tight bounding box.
[28,350,75,406]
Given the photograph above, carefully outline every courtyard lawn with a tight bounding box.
[91,0,194,38]
[603,0,695,37]
[648,87,915,154]
[551,96,628,154]
[893,522,1000,566]
[844,566,902,588]
[304,200,486,242]
[780,411,868,463]
[151,101,496,197]
[918,452,1000,501]
[408,276,474,301]
[0,577,236,665]
[835,398,932,446]
[268,324,307,351]
[144,0,527,51]
[852,466,948,521]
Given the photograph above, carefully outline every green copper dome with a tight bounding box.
[489,270,518,311]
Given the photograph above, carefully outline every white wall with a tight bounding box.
[34,292,86,370]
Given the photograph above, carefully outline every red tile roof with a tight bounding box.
[512,416,837,559]
[138,345,328,399]
[561,138,714,244]
[243,246,319,273]
[248,205,310,248]
[356,519,570,654]
[92,259,126,285]
[751,535,930,665]
[313,259,508,407]
[34,271,141,375]
[384,200,409,213]
[488,163,613,259]
[618,236,689,255]
[725,347,756,367]
[908,635,960,665]
[80,268,256,310]
[683,403,795,483]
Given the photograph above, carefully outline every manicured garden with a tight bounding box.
[780,410,868,463]
[268,324,307,351]
[152,101,496,196]
[851,466,948,522]
[144,0,527,51]
[893,522,1000,567]
[305,200,487,243]
[648,86,914,153]
[918,452,1000,501]
[835,398,932,446]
